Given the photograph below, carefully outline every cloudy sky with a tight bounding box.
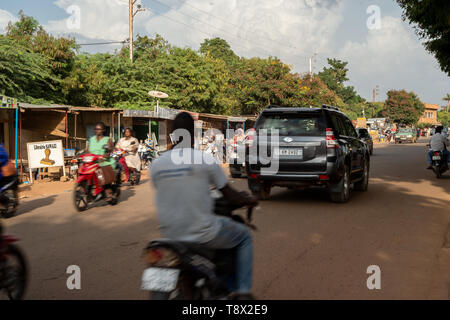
[1,0,449,105]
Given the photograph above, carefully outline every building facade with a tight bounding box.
[419,103,441,126]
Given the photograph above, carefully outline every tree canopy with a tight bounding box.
[0,12,435,125]
[382,89,425,125]
[397,0,450,76]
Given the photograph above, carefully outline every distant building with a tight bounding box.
[419,103,440,126]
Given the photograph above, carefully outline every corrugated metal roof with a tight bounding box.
[70,106,121,112]
[19,102,68,109]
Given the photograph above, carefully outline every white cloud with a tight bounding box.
[44,0,346,66]
[45,0,150,41]
[338,16,449,104]
[0,9,16,34]
[143,0,346,67]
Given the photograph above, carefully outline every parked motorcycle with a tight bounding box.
[141,196,256,300]
[72,153,121,212]
[0,223,28,299]
[139,140,159,170]
[0,175,19,219]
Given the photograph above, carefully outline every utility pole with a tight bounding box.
[128,0,146,63]
[372,85,380,118]
[309,53,317,80]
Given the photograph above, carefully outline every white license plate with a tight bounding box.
[432,156,441,160]
[141,268,180,292]
[70,165,78,171]
[274,148,303,157]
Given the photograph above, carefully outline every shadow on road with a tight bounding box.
[15,195,57,217]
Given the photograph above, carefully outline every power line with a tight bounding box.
[149,0,311,59]
[173,0,302,53]
[149,6,270,57]
[78,40,127,46]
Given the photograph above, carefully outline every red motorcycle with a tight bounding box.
[72,153,121,212]
[112,149,130,183]
[112,140,141,186]
[0,224,28,300]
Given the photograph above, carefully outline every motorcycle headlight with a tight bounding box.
[82,156,94,163]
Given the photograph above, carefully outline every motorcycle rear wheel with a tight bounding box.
[1,243,28,300]
[435,168,441,179]
[106,186,120,206]
[0,189,18,219]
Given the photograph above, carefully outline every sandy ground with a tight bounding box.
[2,139,449,300]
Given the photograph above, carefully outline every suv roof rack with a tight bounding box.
[322,104,340,111]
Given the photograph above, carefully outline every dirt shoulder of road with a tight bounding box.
[19,170,153,200]
[19,180,75,200]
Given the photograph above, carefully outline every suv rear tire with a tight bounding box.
[329,166,350,203]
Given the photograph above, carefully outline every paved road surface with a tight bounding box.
[3,139,450,299]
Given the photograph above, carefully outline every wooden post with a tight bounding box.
[19,108,23,179]
[118,112,121,140]
[29,168,33,184]
[65,110,69,148]
[111,112,115,142]
[74,113,77,149]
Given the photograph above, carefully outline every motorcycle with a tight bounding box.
[111,148,141,186]
[114,140,141,185]
[72,152,121,212]
[0,175,19,219]
[428,146,449,178]
[141,196,257,300]
[139,140,159,170]
[0,223,28,299]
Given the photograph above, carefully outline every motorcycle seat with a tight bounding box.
[149,239,216,260]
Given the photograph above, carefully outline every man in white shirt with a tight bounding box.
[150,112,257,299]
[427,126,449,169]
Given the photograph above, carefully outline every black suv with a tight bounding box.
[245,105,370,203]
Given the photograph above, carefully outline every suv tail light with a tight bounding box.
[326,128,338,149]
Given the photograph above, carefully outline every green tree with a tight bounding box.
[5,11,77,103]
[120,34,171,62]
[437,111,450,127]
[318,58,364,105]
[443,93,450,112]
[199,38,239,67]
[0,36,58,103]
[382,90,425,125]
[397,0,450,76]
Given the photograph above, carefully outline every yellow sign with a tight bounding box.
[357,118,367,128]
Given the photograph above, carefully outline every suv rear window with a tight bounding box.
[256,113,326,136]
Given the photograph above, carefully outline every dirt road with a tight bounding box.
[3,139,450,299]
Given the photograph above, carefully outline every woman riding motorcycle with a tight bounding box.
[115,127,141,175]
[88,122,116,200]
